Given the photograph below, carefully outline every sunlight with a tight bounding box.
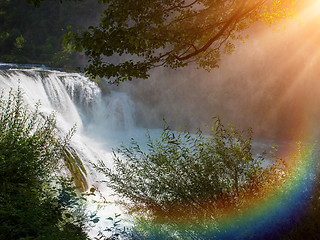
[300,0,320,18]
[212,0,320,140]
[257,0,320,130]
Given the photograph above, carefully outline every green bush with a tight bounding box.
[95,118,264,222]
[95,120,320,239]
[0,88,88,240]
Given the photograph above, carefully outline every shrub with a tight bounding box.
[95,118,265,222]
[0,88,88,240]
[95,120,320,239]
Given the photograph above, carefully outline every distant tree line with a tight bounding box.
[0,0,100,69]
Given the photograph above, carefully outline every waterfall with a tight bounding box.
[0,66,135,128]
[0,63,137,166]
[0,65,140,233]
[0,64,282,238]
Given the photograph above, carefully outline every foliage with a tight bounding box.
[62,0,296,83]
[0,0,100,69]
[95,118,264,222]
[93,213,140,240]
[4,0,296,82]
[95,120,320,239]
[27,0,84,8]
[0,88,88,239]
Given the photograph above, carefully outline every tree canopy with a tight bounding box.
[61,0,295,84]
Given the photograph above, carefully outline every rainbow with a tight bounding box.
[134,137,319,239]
[131,1,320,238]
[205,143,319,239]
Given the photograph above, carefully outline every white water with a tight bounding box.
[0,65,151,237]
[0,65,276,237]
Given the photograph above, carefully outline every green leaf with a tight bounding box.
[92,218,100,224]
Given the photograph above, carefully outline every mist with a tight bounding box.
[115,1,320,141]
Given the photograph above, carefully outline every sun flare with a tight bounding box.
[301,0,320,16]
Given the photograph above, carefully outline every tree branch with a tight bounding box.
[166,0,200,11]
[175,0,266,61]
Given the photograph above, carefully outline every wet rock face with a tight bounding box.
[63,146,88,192]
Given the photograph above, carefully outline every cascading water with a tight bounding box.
[0,64,141,236]
[0,64,299,239]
